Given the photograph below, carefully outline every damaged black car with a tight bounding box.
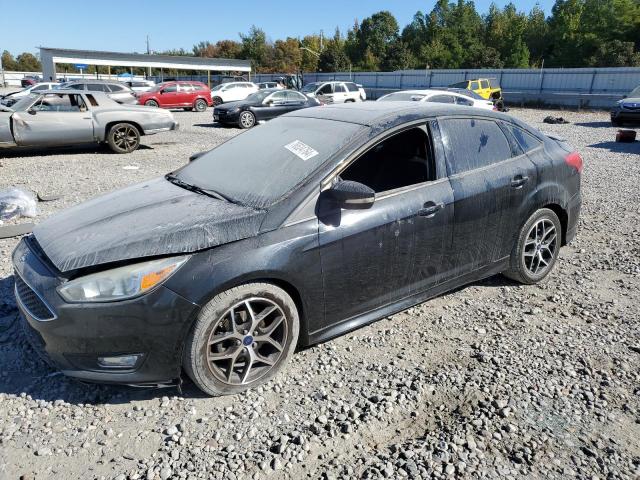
[13,102,582,396]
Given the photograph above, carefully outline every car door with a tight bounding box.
[437,116,525,277]
[260,91,289,120]
[283,91,308,113]
[332,83,348,103]
[316,83,334,104]
[159,83,179,107]
[12,93,94,146]
[317,125,454,329]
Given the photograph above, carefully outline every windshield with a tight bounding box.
[173,116,364,209]
[211,84,226,91]
[11,94,39,111]
[449,81,469,89]
[301,82,321,93]
[629,86,640,98]
[379,92,426,102]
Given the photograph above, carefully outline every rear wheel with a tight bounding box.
[144,100,159,108]
[183,283,299,396]
[194,99,208,112]
[106,123,140,154]
[504,208,562,284]
[238,111,256,129]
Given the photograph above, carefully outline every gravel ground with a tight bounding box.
[0,99,639,480]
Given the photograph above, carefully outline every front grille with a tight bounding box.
[14,274,55,321]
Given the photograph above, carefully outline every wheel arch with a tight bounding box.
[104,120,145,138]
[541,203,568,246]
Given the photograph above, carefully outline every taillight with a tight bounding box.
[565,152,583,173]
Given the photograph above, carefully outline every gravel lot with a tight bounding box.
[0,96,639,480]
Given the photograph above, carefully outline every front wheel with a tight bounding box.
[106,123,140,154]
[238,111,256,129]
[194,99,208,112]
[212,96,223,106]
[182,283,299,396]
[504,208,562,284]
[144,100,159,108]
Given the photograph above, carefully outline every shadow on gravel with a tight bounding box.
[573,121,616,129]
[0,273,520,405]
[193,123,233,129]
[0,144,153,159]
[587,141,640,153]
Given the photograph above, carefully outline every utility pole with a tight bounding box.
[0,54,5,88]
[146,35,152,78]
[320,30,324,52]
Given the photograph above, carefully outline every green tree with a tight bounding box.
[381,40,415,71]
[16,52,41,72]
[240,25,268,71]
[1,50,18,70]
[485,3,530,68]
[524,5,550,66]
[356,11,400,67]
[318,29,350,72]
[270,38,303,73]
[300,35,322,72]
[589,39,640,66]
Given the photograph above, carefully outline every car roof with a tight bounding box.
[286,101,506,127]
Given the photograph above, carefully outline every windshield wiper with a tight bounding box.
[165,173,231,203]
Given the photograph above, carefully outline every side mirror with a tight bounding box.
[329,180,375,209]
[264,100,273,106]
[27,108,37,115]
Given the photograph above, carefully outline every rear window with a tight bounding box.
[449,81,469,89]
[429,95,455,104]
[439,118,512,175]
[345,82,359,92]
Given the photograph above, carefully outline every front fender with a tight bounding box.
[0,112,16,146]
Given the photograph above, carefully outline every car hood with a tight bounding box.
[620,97,640,106]
[33,177,266,273]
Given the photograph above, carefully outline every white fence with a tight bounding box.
[253,67,640,108]
[0,71,147,87]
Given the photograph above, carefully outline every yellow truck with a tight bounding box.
[449,78,504,110]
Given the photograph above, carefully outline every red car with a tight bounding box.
[137,81,212,111]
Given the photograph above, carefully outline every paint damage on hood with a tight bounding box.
[33,177,266,273]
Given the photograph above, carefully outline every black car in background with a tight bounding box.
[14,102,582,396]
[213,88,320,128]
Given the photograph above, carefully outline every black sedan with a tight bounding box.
[14,102,582,396]
[213,88,320,128]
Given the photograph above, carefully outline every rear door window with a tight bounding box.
[334,84,347,93]
[439,118,513,175]
[505,124,542,153]
[345,82,359,92]
[429,95,455,104]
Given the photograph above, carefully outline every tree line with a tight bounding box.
[3,0,640,76]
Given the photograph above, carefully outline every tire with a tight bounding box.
[183,107,192,111]
[182,282,299,396]
[144,100,159,108]
[238,111,256,129]
[345,99,355,103]
[212,96,223,106]
[194,99,207,112]
[504,208,562,285]
[495,99,505,111]
[106,123,140,154]
[611,119,622,127]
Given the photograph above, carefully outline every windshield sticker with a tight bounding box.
[285,140,318,161]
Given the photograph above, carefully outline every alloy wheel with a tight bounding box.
[113,125,139,151]
[240,112,255,128]
[206,297,287,386]
[523,218,557,275]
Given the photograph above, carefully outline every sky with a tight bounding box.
[0,0,555,56]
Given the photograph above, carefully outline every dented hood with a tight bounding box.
[33,177,266,273]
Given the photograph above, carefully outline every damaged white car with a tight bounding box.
[0,90,179,154]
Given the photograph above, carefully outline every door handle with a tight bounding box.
[511,175,529,188]
[418,202,443,217]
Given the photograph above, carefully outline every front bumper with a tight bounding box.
[12,238,200,385]
[213,108,240,124]
[611,108,640,124]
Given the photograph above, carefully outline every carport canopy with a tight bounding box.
[40,47,251,82]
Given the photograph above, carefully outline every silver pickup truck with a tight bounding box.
[0,90,178,153]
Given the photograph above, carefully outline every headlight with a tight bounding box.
[58,256,188,303]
